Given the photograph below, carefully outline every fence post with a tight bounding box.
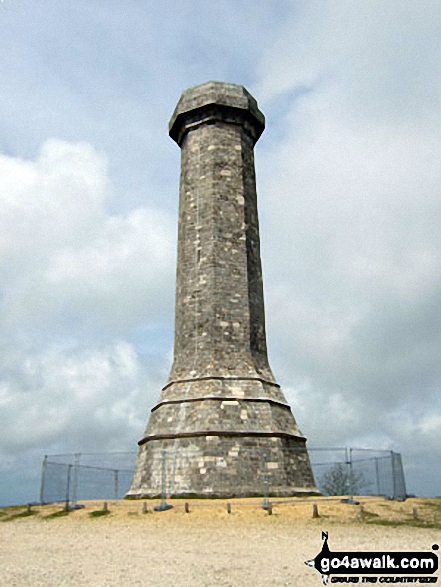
[161,450,166,504]
[72,453,81,509]
[375,457,380,496]
[391,451,397,499]
[170,449,178,496]
[39,455,48,505]
[348,447,354,500]
[154,450,173,511]
[65,464,73,511]
[395,452,407,500]
[262,450,270,510]
[390,451,406,500]
[114,470,119,500]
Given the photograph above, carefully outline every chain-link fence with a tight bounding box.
[310,447,406,501]
[39,452,135,508]
[39,447,407,507]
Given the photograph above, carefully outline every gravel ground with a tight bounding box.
[0,499,439,587]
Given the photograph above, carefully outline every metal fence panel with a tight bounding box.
[40,447,407,505]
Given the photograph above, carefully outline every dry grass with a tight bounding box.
[2,495,438,527]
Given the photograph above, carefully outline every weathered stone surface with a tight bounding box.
[130,436,316,498]
[169,81,264,146]
[129,81,317,497]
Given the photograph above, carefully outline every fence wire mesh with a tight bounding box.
[40,447,407,506]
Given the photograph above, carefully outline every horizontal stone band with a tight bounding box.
[162,375,280,392]
[170,104,265,146]
[138,430,306,446]
[151,396,291,413]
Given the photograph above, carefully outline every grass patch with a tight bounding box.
[0,505,27,514]
[360,510,379,519]
[89,510,111,518]
[367,518,441,529]
[1,510,37,522]
[44,509,70,519]
[367,519,407,527]
[421,500,441,513]
[11,510,36,519]
[412,521,441,529]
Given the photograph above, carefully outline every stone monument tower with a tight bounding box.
[129,81,317,497]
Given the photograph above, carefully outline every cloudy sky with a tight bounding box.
[1,0,440,505]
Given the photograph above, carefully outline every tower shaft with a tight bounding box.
[129,82,317,498]
[171,109,272,384]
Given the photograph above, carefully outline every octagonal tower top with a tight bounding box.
[169,81,265,147]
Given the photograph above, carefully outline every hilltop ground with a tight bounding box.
[0,497,439,587]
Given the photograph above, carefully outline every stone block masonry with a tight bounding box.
[128,81,318,497]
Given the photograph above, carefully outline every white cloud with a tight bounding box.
[0,139,175,331]
[256,1,441,122]
[0,140,106,266]
[255,1,441,495]
[418,414,441,435]
[0,341,150,456]
[0,139,173,478]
